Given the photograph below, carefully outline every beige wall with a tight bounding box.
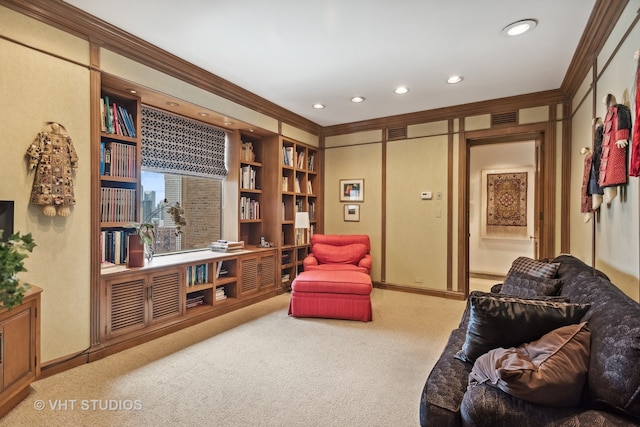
[1,6,91,361]
[386,136,448,289]
[324,143,383,282]
[570,1,640,300]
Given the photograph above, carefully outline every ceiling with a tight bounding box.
[62,0,596,128]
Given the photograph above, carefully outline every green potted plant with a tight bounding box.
[126,199,186,266]
[0,230,36,310]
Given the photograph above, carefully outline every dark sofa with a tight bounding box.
[420,254,640,426]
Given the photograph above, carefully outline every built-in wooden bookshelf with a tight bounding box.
[99,85,141,266]
[278,137,319,290]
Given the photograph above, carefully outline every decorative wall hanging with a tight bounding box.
[25,122,78,217]
[481,168,532,240]
[340,179,364,202]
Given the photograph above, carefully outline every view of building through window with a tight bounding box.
[141,171,223,255]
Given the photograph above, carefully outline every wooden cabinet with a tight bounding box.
[240,252,276,296]
[0,286,41,418]
[102,268,182,340]
[99,249,276,350]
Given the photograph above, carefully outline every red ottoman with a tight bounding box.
[288,270,372,322]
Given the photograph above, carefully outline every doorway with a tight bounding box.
[459,129,552,296]
[469,140,537,281]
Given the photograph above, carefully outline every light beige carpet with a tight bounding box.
[1,288,466,427]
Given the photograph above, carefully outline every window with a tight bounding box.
[141,171,222,255]
[140,105,227,255]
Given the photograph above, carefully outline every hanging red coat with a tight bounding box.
[630,64,640,176]
[598,104,632,187]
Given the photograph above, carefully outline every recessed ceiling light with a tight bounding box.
[395,87,409,94]
[313,103,325,109]
[351,96,365,103]
[166,101,179,107]
[501,19,537,37]
[198,112,209,117]
[447,75,464,84]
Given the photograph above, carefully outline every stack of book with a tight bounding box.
[186,292,205,309]
[215,286,227,301]
[209,240,244,252]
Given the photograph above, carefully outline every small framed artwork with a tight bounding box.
[340,179,364,202]
[344,204,360,222]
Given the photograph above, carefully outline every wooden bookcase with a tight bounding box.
[277,137,320,290]
[92,76,320,358]
[99,85,141,267]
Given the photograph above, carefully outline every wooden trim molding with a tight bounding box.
[561,0,628,97]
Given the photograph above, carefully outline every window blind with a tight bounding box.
[141,105,228,178]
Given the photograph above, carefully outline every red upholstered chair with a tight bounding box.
[303,234,372,274]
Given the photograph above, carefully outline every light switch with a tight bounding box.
[421,191,432,200]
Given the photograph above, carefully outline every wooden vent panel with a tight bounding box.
[491,111,517,126]
[242,259,258,293]
[151,271,181,321]
[260,255,276,288]
[388,127,407,140]
[110,279,145,332]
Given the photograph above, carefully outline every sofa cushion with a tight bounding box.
[312,242,368,265]
[500,272,563,298]
[508,256,560,279]
[469,322,590,407]
[455,291,590,363]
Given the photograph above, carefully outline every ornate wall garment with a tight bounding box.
[630,63,640,177]
[26,128,79,207]
[581,151,593,213]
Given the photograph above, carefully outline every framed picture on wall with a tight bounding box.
[344,204,360,222]
[340,179,364,202]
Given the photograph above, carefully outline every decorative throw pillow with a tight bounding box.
[469,322,590,407]
[454,291,590,363]
[500,271,563,298]
[312,243,368,265]
[508,256,560,279]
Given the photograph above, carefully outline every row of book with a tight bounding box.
[215,286,227,301]
[240,165,258,190]
[281,146,315,171]
[100,141,136,178]
[100,230,130,265]
[209,240,244,252]
[240,196,260,220]
[101,95,137,138]
[100,187,137,223]
[186,263,209,286]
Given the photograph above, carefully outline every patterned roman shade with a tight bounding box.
[141,105,227,178]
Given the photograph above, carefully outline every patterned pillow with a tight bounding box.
[500,271,562,298]
[469,322,590,407]
[454,291,590,363]
[508,256,560,279]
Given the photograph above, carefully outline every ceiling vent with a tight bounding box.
[387,126,407,140]
[491,111,518,127]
